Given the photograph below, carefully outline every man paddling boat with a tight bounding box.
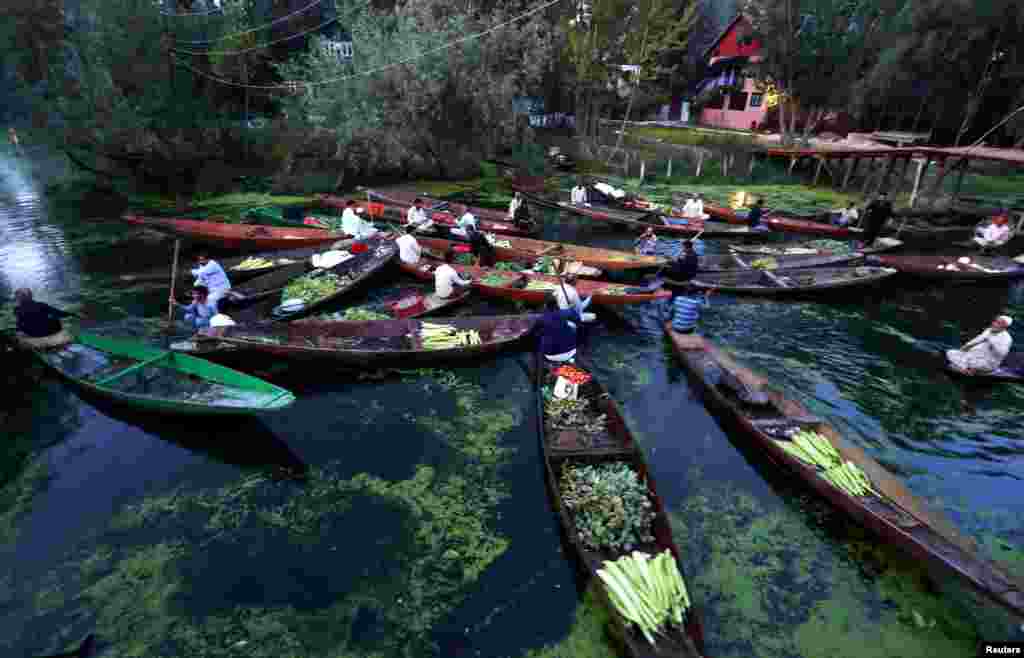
[635,227,658,255]
[170,285,218,330]
[666,240,700,282]
[191,252,232,307]
[13,288,79,348]
[536,293,585,363]
[947,315,1014,375]
[665,285,714,334]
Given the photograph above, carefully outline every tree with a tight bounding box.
[564,0,698,147]
[273,0,557,186]
[743,0,902,144]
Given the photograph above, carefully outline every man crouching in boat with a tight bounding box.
[169,286,218,330]
[13,288,79,348]
[536,293,587,363]
[947,315,1013,375]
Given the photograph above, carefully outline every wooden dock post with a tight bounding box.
[748,154,756,178]
[667,158,672,179]
[696,151,704,177]
[876,157,899,195]
[842,156,858,190]
[640,160,646,184]
[951,158,969,201]
[861,157,876,195]
[813,157,824,186]
[909,158,927,208]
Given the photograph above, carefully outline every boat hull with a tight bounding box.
[122,214,342,250]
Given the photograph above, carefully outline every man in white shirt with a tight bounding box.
[191,253,232,307]
[396,232,421,265]
[691,195,705,219]
[434,249,473,298]
[570,182,588,206]
[451,205,477,238]
[947,315,1013,374]
[342,200,379,239]
[406,198,433,232]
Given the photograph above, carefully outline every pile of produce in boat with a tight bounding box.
[319,307,390,321]
[232,256,294,271]
[559,462,655,552]
[804,239,854,254]
[772,428,880,498]
[419,322,482,348]
[495,261,526,273]
[481,273,514,286]
[525,280,559,292]
[597,550,691,646]
[750,257,778,270]
[552,364,591,385]
[281,272,345,304]
[534,256,560,275]
[485,233,512,248]
[544,396,606,437]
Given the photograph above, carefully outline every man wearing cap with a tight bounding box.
[947,315,1014,375]
[974,212,1012,249]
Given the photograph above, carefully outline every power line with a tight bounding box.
[172,0,564,90]
[160,0,226,17]
[173,0,325,45]
[174,16,339,55]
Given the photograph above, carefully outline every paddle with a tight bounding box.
[166,239,181,336]
[648,230,705,281]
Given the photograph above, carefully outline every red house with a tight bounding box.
[697,14,767,131]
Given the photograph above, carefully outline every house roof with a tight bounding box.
[701,13,750,62]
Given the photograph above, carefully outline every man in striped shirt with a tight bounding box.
[666,287,714,334]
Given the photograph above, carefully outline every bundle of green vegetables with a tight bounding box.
[320,307,390,321]
[597,550,691,645]
[535,256,558,275]
[480,274,511,286]
[281,272,343,304]
[525,280,558,291]
[544,396,606,435]
[773,429,841,469]
[419,322,481,349]
[805,239,852,255]
[821,460,878,498]
[560,462,655,552]
[750,257,779,270]
[495,261,525,272]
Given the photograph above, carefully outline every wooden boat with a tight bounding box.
[731,237,903,257]
[698,251,865,273]
[399,261,671,306]
[19,333,295,415]
[534,355,706,657]
[118,247,326,285]
[705,204,864,240]
[415,236,666,272]
[320,190,537,237]
[224,237,399,322]
[304,288,473,322]
[683,266,897,295]
[197,315,538,366]
[866,254,1024,281]
[525,192,766,239]
[945,352,1024,382]
[666,330,1024,619]
[121,214,343,251]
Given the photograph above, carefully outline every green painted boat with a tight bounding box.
[23,333,295,415]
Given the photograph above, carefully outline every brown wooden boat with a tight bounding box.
[121,214,343,250]
[415,236,665,272]
[682,266,897,295]
[320,190,537,237]
[866,254,1024,281]
[704,203,865,240]
[523,192,765,240]
[399,261,671,306]
[534,354,706,657]
[666,329,1024,619]
[222,238,398,322]
[119,247,327,285]
[197,315,538,366]
[698,251,865,273]
[303,288,472,322]
[731,237,904,257]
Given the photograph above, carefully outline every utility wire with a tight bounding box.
[172,0,564,90]
[173,0,324,44]
[174,16,339,55]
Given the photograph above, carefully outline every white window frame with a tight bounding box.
[322,39,353,62]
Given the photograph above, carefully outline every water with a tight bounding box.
[3,155,1024,657]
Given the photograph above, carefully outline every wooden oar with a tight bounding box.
[166,239,181,331]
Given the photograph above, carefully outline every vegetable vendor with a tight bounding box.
[467,226,497,267]
[570,181,588,206]
[451,205,478,238]
[666,240,699,282]
[396,231,422,265]
[974,212,1012,249]
[406,198,432,232]
[13,288,79,348]
[169,285,218,330]
[946,315,1013,375]
[747,198,768,231]
[191,252,232,307]
[860,191,892,247]
[664,285,714,335]
[342,200,379,239]
[434,249,473,299]
[536,294,585,363]
[635,227,658,255]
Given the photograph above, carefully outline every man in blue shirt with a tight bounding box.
[536,294,587,362]
[169,286,218,330]
[747,198,769,231]
[665,286,714,334]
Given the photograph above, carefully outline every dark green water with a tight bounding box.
[3,159,1024,657]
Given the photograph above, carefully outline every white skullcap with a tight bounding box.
[957,257,971,265]
[998,315,1013,327]
[210,314,236,328]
